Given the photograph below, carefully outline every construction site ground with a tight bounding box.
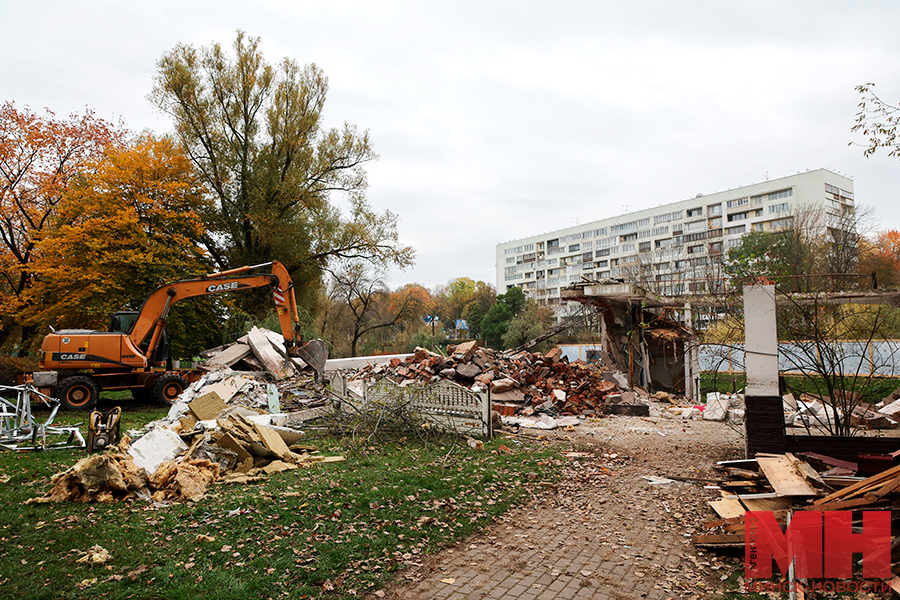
[372,415,752,600]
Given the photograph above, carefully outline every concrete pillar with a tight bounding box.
[743,284,779,396]
[683,303,693,399]
[743,283,784,458]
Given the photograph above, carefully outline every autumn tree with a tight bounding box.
[323,263,430,357]
[19,135,218,356]
[434,277,495,337]
[151,31,413,320]
[0,102,124,351]
[860,229,900,289]
[853,83,900,158]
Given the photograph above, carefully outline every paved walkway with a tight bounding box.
[381,419,742,599]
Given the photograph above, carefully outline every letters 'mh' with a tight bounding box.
[745,511,890,579]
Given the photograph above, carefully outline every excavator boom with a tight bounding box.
[37,260,327,409]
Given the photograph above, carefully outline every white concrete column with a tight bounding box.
[684,302,693,400]
[743,284,779,396]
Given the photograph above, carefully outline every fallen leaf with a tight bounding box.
[76,578,97,589]
[127,565,149,581]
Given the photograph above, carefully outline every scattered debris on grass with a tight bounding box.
[29,329,344,504]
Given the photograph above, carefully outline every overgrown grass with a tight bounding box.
[0,407,563,599]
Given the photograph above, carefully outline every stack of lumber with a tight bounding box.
[693,452,900,583]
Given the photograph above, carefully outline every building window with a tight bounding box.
[687,244,704,255]
[769,202,790,214]
[709,216,722,228]
[751,195,764,205]
[727,197,749,209]
[709,241,723,254]
[769,189,792,200]
[708,204,722,215]
[639,241,651,252]
[770,217,793,230]
[655,238,672,249]
[726,225,746,235]
[568,244,580,252]
[651,226,668,236]
[654,211,682,224]
[596,259,608,268]
[596,248,610,257]
[753,222,765,232]
[621,243,636,253]
[727,212,748,222]
[685,220,705,232]
[686,207,703,218]
[506,257,515,264]
[582,240,593,250]
[547,239,559,248]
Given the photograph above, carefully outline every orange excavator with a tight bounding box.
[35,261,327,409]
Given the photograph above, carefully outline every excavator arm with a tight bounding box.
[129,261,325,375]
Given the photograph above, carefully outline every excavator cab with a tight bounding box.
[109,311,169,366]
[109,311,138,334]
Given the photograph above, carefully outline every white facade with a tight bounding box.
[495,169,855,306]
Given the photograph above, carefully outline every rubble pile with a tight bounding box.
[31,331,341,505]
[346,341,651,418]
[200,326,316,381]
[661,391,745,423]
[782,388,900,430]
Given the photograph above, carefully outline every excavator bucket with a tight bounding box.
[295,340,328,380]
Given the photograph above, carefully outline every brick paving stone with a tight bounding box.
[372,418,745,600]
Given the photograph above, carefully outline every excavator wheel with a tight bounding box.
[153,374,188,405]
[55,376,100,411]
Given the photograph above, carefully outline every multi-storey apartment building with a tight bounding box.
[495,169,855,307]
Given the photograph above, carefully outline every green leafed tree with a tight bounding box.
[502,299,555,351]
[479,286,526,349]
[150,31,413,319]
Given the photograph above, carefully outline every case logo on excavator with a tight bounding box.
[59,353,87,360]
[206,281,241,293]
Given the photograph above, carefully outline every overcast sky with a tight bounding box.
[5,1,900,291]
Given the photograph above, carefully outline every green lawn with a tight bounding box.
[0,406,563,599]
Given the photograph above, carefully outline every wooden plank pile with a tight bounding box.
[693,451,900,581]
[346,341,641,417]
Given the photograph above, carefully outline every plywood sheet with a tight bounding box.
[757,455,818,496]
[189,391,227,421]
[708,498,745,519]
